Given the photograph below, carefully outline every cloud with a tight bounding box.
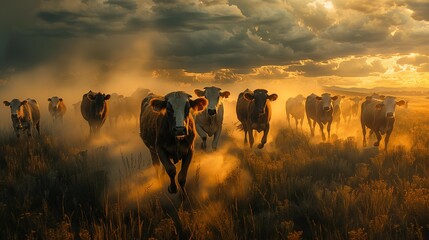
[104,0,138,11]
[406,0,429,21]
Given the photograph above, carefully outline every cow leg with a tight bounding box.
[150,150,161,178]
[157,148,177,194]
[300,118,304,129]
[384,131,392,151]
[295,118,299,130]
[373,131,382,147]
[249,129,255,148]
[36,122,40,136]
[243,124,248,145]
[286,113,291,127]
[307,117,314,136]
[212,126,222,151]
[327,121,332,141]
[361,122,367,147]
[178,149,193,193]
[196,124,207,150]
[27,122,33,137]
[318,122,326,141]
[258,124,270,149]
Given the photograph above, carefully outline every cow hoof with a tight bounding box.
[373,142,379,147]
[168,185,177,194]
[257,143,264,149]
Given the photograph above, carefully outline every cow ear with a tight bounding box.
[194,89,205,97]
[21,100,27,106]
[150,98,167,112]
[104,94,111,100]
[220,91,230,98]
[268,94,278,101]
[375,103,384,110]
[331,96,338,101]
[396,100,406,106]
[3,101,10,106]
[315,96,322,100]
[243,92,254,101]
[190,98,208,112]
[48,98,52,102]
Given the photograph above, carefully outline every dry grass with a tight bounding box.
[0,99,428,239]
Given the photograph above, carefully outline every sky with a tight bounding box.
[1,0,429,91]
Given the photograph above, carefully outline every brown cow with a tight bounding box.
[236,89,278,149]
[305,93,338,141]
[361,95,406,150]
[3,98,40,138]
[139,91,207,194]
[80,91,111,136]
[48,96,67,123]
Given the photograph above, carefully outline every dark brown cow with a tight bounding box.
[236,89,278,149]
[80,91,111,136]
[305,93,338,141]
[139,91,207,194]
[361,96,406,150]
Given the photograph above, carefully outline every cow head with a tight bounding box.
[295,94,306,102]
[350,97,362,105]
[333,95,345,108]
[3,99,27,131]
[194,86,230,116]
[316,93,338,112]
[375,96,406,118]
[244,89,278,115]
[87,92,110,117]
[150,91,208,137]
[48,96,63,111]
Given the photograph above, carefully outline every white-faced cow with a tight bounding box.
[194,86,230,150]
[305,93,338,141]
[3,98,40,138]
[80,91,111,136]
[236,89,278,149]
[361,96,406,150]
[286,94,306,129]
[48,96,67,123]
[139,91,208,194]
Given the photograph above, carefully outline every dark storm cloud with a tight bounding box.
[406,1,429,21]
[1,0,429,81]
[289,58,387,77]
[104,0,138,11]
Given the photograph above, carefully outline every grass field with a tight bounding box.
[0,96,428,240]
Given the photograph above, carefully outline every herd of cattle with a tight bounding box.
[2,87,407,193]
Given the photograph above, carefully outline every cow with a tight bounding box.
[360,96,406,150]
[108,93,125,126]
[123,88,150,124]
[285,94,306,129]
[80,91,111,136]
[3,98,40,138]
[340,99,353,124]
[305,93,338,141]
[194,86,230,150]
[236,89,278,149]
[350,97,362,118]
[332,95,345,130]
[139,91,208,194]
[48,96,67,123]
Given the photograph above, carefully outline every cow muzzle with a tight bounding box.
[323,106,331,111]
[207,109,217,116]
[173,126,187,137]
